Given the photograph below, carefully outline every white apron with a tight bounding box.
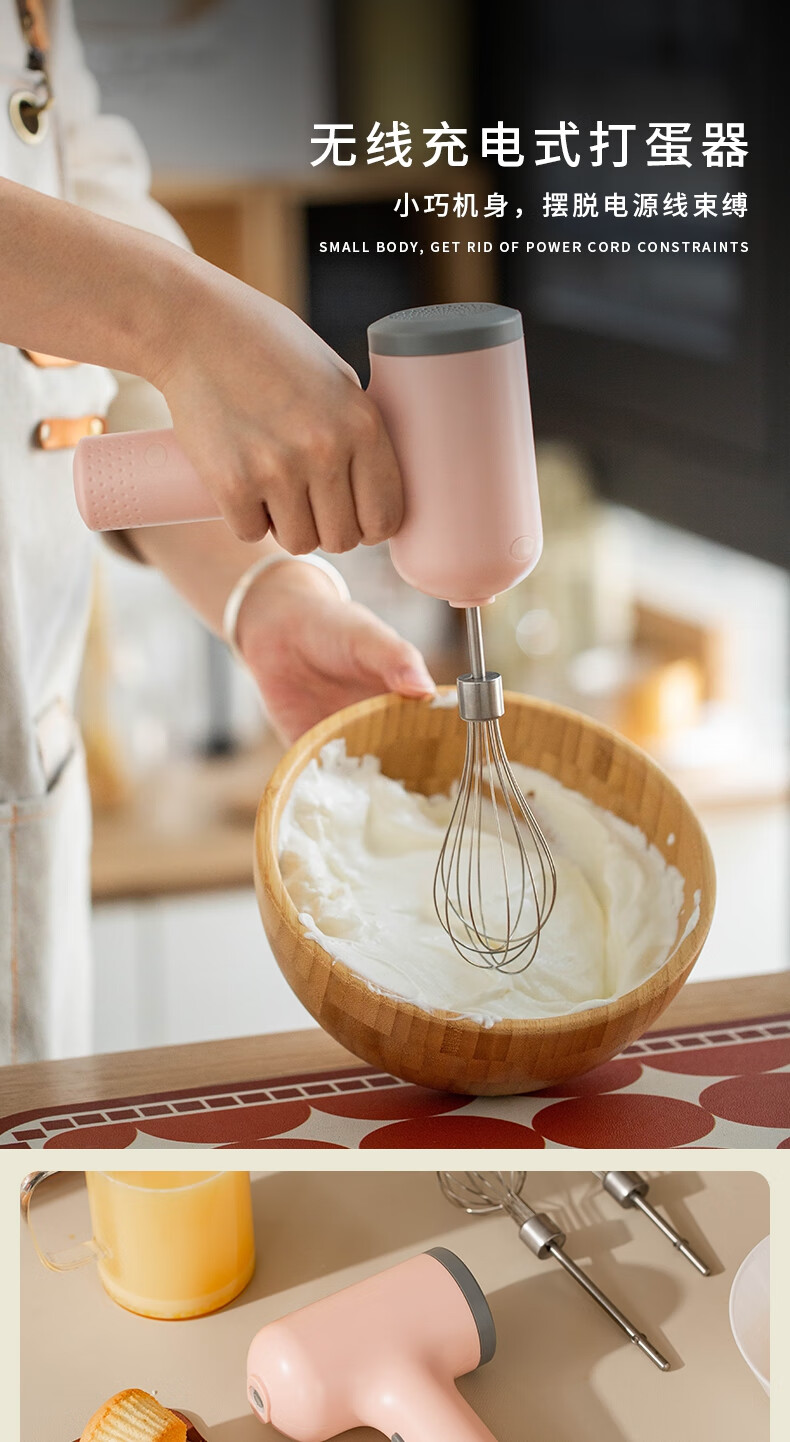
[0,0,185,1063]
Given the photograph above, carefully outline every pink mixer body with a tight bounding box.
[368,315,543,608]
[73,304,542,614]
[73,427,220,531]
[246,1249,497,1442]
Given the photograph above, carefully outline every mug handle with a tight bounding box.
[21,1172,105,1272]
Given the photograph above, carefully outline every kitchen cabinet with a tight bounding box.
[92,890,315,1056]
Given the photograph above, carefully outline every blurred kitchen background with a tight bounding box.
[73,0,788,1055]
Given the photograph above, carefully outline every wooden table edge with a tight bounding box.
[3,972,789,1118]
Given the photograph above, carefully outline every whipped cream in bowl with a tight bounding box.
[279,740,687,1024]
[255,691,715,1094]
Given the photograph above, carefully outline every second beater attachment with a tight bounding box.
[433,608,557,973]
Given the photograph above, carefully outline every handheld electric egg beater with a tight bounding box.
[246,1248,499,1442]
[73,302,556,973]
[367,304,556,972]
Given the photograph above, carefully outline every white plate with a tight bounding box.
[729,1235,770,1395]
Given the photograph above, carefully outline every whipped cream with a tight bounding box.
[278,740,685,1024]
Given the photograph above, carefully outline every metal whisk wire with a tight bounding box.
[433,608,557,973]
[438,1170,529,1218]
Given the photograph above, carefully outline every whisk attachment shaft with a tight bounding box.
[438,1171,671,1372]
[433,608,557,973]
[456,607,504,721]
[596,1171,712,1277]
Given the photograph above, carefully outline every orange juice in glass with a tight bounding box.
[22,1171,256,1319]
[85,1172,256,1318]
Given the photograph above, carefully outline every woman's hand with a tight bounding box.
[0,181,403,554]
[154,260,403,551]
[234,559,436,743]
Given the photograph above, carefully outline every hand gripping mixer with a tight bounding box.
[73,302,556,971]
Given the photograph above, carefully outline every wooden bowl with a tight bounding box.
[254,691,715,1096]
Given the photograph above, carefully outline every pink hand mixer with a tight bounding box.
[245,1247,498,1442]
[73,302,556,971]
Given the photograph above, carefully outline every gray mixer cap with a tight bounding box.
[425,1246,497,1365]
[368,301,523,356]
[390,1246,496,1442]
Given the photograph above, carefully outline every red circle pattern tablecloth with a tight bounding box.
[3,1014,790,1150]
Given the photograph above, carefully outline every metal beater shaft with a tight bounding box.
[515,1210,669,1371]
[596,1171,711,1276]
[456,608,505,722]
[466,606,486,679]
[535,1226,670,1370]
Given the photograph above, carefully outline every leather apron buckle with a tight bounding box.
[34,416,106,450]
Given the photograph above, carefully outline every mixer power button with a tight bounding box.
[510,535,536,562]
[144,442,168,468]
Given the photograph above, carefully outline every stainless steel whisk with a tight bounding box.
[433,608,557,972]
[438,1170,670,1371]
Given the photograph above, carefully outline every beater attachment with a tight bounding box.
[438,1171,670,1371]
[596,1171,711,1275]
[433,608,557,972]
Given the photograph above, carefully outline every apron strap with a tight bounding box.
[14,0,54,111]
[15,0,50,64]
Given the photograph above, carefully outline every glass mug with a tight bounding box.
[21,1171,256,1319]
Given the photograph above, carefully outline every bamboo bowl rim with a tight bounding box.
[255,689,716,1039]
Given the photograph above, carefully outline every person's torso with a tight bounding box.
[0,1,116,801]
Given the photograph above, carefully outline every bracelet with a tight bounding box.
[222,552,351,666]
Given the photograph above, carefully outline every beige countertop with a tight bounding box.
[21,1170,768,1442]
[90,743,282,902]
